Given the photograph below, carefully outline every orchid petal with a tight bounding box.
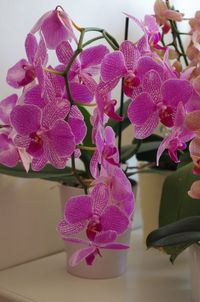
[188,180,200,199]
[70,82,94,103]
[142,70,162,103]
[128,93,156,125]
[56,41,79,69]
[40,10,71,49]
[185,110,200,131]
[10,104,42,136]
[162,79,193,107]
[6,59,34,88]
[25,33,38,64]
[0,133,19,167]
[101,205,129,234]
[101,51,127,82]
[47,120,75,157]
[102,243,129,250]
[137,56,164,79]
[80,45,109,69]
[24,85,46,108]
[119,40,140,71]
[94,230,117,244]
[91,183,109,215]
[57,219,86,236]
[0,94,18,124]
[69,246,96,267]
[134,111,159,139]
[65,195,93,224]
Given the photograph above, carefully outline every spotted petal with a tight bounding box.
[57,219,86,235]
[101,51,127,82]
[69,246,96,267]
[91,183,109,215]
[128,93,156,125]
[0,133,19,167]
[10,104,42,136]
[120,40,140,71]
[162,79,193,107]
[65,195,93,224]
[142,70,162,103]
[134,111,159,139]
[80,45,109,69]
[94,230,117,244]
[47,120,75,157]
[0,94,18,124]
[25,33,38,64]
[101,205,129,234]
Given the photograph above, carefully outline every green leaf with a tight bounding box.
[121,143,138,163]
[78,106,93,147]
[0,164,86,186]
[107,99,131,136]
[159,163,200,227]
[78,106,93,175]
[146,216,200,263]
[148,216,200,243]
[158,163,200,260]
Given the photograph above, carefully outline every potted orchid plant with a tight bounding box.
[0,0,200,279]
[145,3,200,300]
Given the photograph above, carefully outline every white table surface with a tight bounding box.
[0,229,191,302]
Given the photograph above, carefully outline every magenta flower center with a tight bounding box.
[124,72,140,89]
[30,132,42,144]
[20,64,36,86]
[86,215,102,241]
[159,105,174,127]
[177,142,186,150]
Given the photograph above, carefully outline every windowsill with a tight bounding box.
[0,229,191,302]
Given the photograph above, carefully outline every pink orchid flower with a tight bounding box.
[188,137,200,175]
[58,183,130,240]
[31,7,77,49]
[0,94,20,167]
[61,231,129,266]
[7,34,47,89]
[95,79,123,122]
[188,180,200,199]
[56,41,109,104]
[184,110,200,174]
[93,165,135,216]
[58,182,131,266]
[125,13,164,50]
[156,103,194,164]
[90,126,119,179]
[128,69,194,139]
[10,100,78,171]
[154,0,183,26]
[100,40,142,97]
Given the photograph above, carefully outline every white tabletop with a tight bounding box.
[0,229,191,302]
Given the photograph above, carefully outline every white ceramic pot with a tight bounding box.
[190,244,200,302]
[60,185,131,279]
[0,175,64,270]
[137,170,171,241]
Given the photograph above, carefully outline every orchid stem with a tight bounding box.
[74,101,96,107]
[165,0,189,66]
[43,68,65,76]
[82,36,104,48]
[71,154,88,194]
[78,145,96,151]
[118,17,129,162]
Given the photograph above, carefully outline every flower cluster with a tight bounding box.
[1,0,200,266]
